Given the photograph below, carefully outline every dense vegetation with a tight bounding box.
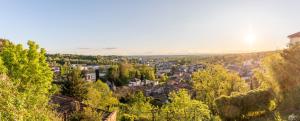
[1,39,300,121]
[0,40,60,120]
[106,64,156,86]
[192,65,249,110]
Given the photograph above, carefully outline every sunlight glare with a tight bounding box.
[244,26,256,46]
[245,33,256,45]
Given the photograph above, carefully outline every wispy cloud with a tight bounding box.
[77,48,93,50]
[102,47,118,50]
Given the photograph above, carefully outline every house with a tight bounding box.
[288,32,300,45]
[128,78,158,87]
[85,72,96,82]
[128,78,142,87]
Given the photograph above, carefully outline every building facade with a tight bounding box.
[288,32,300,45]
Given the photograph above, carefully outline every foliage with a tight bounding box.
[215,89,276,120]
[106,65,120,84]
[68,107,103,121]
[192,65,249,109]
[256,44,300,116]
[253,53,282,98]
[121,91,154,121]
[119,63,132,84]
[62,67,88,101]
[84,80,119,111]
[159,73,168,82]
[68,81,119,121]
[106,64,155,86]
[139,65,156,81]
[0,40,60,120]
[60,62,71,78]
[47,54,120,65]
[161,89,211,121]
[120,114,135,121]
[280,44,300,91]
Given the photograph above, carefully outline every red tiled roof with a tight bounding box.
[288,32,300,38]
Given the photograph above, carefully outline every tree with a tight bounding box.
[192,65,249,110]
[0,40,60,120]
[84,80,119,111]
[0,57,17,119]
[121,91,154,121]
[139,65,155,80]
[119,63,133,85]
[106,65,120,84]
[70,80,119,121]
[62,67,88,101]
[258,44,300,115]
[161,89,211,121]
[278,44,300,91]
[60,61,71,77]
[215,89,276,120]
[129,69,140,79]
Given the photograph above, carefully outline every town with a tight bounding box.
[1,1,300,120]
[45,32,300,120]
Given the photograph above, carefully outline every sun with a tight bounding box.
[244,33,255,45]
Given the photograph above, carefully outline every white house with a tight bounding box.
[85,73,96,82]
[128,78,142,87]
[128,78,159,87]
[288,32,300,45]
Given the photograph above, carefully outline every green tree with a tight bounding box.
[119,63,133,85]
[0,40,59,120]
[121,92,154,121]
[106,65,120,84]
[62,67,88,101]
[215,89,276,120]
[60,61,71,77]
[161,89,211,121]
[192,65,249,110]
[139,65,155,80]
[128,69,140,79]
[258,44,300,115]
[71,80,119,121]
[85,80,119,111]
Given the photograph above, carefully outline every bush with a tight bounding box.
[215,89,276,120]
[121,114,136,121]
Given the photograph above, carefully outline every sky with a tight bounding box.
[0,0,300,55]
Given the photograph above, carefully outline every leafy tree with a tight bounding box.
[161,89,211,121]
[139,65,156,80]
[106,65,120,84]
[0,58,17,119]
[258,44,300,115]
[278,44,300,91]
[62,67,88,101]
[84,80,119,111]
[192,65,249,110]
[119,63,133,85]
[121,92,154,121]
[0,40,60,120]
[215,89,276,120]
[60,61,71,77]
[70,80,119,121]
[68,109,103,121]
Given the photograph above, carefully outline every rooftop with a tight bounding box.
[288,32,300,38]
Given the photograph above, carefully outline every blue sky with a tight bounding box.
[0,0,299,55]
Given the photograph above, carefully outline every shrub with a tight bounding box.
[215,89,276,120]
